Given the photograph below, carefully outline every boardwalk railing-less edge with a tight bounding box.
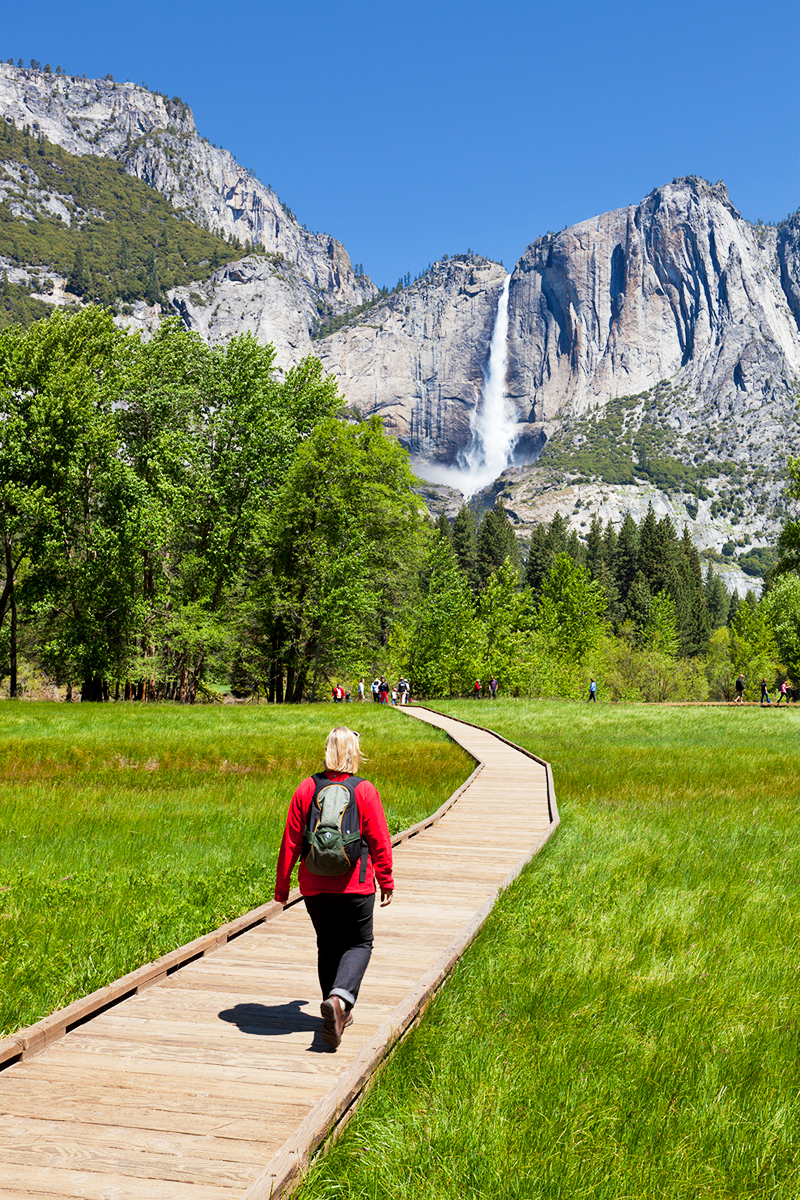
[0,708,559,1200]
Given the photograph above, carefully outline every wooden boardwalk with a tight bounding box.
[0,707,558,1199]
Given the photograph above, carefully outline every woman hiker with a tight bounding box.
[274,727,394,1049]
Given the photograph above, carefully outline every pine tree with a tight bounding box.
[477,499,520,586]
[626,570,652,634]
[585,515,604,577]
[565,528,585,566]
[705,564,730,629]
[614,512,639,604]
[451,504,479,592]
[677,526,710,655]
[727,590,741,627]
[525,523,552,594]
[435,511,451,544]
[66,246,90,297]
[637,504,661,592]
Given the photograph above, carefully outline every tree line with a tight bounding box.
[0,305,798,704]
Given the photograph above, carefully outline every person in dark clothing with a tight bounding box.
[489,677,498,699]
[735,675,745,703]
[588,678,597,703]
[275,728,394,1049]
[760,679,771,705]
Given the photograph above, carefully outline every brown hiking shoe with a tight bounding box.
[320,996,346,1048]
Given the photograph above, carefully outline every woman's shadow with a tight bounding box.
[218,1000,328,1052]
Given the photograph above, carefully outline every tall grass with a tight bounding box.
[299,701,800,1199]
[0,702,469,1038]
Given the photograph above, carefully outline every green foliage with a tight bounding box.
[705,627,738,700]
[730,597,782,689]
[403,536,483,698]
[776,455,800,576]
[737,545,780,578]
[0,120,239,311]
[642,589,680,656]
[0,307,356,700]
[761,573,800,683]
[537,392,728,494]
[451,503,479,592]
[0,274,53,331]
[477,497,521,586]
[534,553,607,665]
[602,636,707,702]
[254,415,427,699]
[476,558,532,694]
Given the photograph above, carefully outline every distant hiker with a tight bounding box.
[275,727,394,1050]
[391,686,399,706]
[398,677,409,705]
[332,684,343,704]
[760,678,771,706]
[778,680,789,704]
[371,678,380,703]
[358,678,365,702]
[489,676,498,699]
[588,678,597,703]
[735,675,745,704]
[379,676,390,704]
[474,679,482,699]
[344,688,352,703]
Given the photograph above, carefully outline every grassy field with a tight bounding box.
[299,700,800,1200]
[0,702,470,1039]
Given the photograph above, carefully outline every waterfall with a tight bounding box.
[414,274,518,500]
[458,273,515,495]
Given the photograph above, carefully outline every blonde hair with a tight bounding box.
[324,727,365,774]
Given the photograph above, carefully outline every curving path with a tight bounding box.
[0,707,558,1200]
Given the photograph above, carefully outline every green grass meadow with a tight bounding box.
[298,700,800,1200]
[0,702,469,1039]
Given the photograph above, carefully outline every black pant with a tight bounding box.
[303,893,375,1008]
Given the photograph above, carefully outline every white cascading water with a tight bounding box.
[415,274,518,499]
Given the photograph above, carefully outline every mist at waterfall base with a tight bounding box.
[413,276,520,502]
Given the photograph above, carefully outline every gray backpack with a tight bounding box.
[302,773,368,880]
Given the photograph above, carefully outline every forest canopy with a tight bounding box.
[0,306,797,705]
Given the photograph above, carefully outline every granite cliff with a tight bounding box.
[316,256,507,462]
[0,62,375,343]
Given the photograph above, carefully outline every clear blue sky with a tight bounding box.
[2,0,798,288]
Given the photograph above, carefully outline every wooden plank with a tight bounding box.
[0,1089,310,1140]
[0,1162,238,1200]
[0,1115,281,1165]
[0,1144,258,1188]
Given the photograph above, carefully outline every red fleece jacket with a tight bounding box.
[274,771,395,905]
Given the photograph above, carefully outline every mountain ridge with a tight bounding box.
[1,63,799,588]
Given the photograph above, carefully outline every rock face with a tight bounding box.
[0,63,375,322]
[506,178,800,437]
[316,256,507,462]
[171,256,316,366]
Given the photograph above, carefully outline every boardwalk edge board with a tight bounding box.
[0,748,484,1070]
[409,703,560,825]
[243,707,560,1200]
